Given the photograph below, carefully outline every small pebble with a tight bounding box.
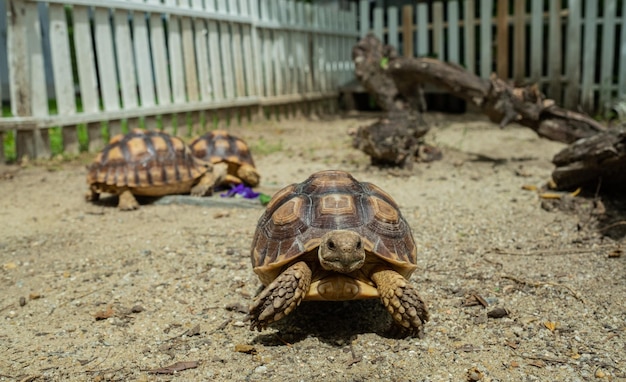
[254,365,267,374]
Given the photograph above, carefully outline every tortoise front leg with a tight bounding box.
[371,266,429,337]
[118,189,140,211]
[249,261,312,331]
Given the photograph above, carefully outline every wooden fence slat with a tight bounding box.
[464,0,476,73]
[29,3,50,158]
[49,3,79,154]
[114,9,138,110]
[432,2,444,60]
[448,0,460,64]
[220,19,236,99]
[133,11,155,108]
[373,7,383,40]
[231,16,246,98]
[512,0,525,83]
[181,16,199,103]
[0,0,6,106]
[599,0,617,113]
[359,0,369,37]
[581,0,598,111]
[564,0,582,109]
[73,6,102,151]
[416,2,428,56]
[388,6,398,51]
[496,0,509,79]
[94,8,119,112]
[530,0,543,82]
[8,0,31,117]
[402,5,413,57]
[620,3,626,99]
[547,0,562,102]
[479,0,493,78]
[207,19,224,101]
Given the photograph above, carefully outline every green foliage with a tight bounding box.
[250,137,283,156]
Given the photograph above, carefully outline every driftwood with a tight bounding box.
[551,124,626,191]
[352,34,623,192]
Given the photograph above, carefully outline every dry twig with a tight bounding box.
[502,275,585,303]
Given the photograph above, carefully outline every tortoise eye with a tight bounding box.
[327,240,336,250]
[356,239,362,249]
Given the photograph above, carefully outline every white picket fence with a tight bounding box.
[359,0,626,116]
[0,0,357,161]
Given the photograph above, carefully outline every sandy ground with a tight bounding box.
[0,113,624,382]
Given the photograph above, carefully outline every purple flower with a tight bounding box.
[220,184,260,199]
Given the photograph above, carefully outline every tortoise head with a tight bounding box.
[318,230,365,274]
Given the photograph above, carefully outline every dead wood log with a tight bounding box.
[387,57,606,144]
[551,124,626,191]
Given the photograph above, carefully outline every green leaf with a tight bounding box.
[380,57,389,69]
[259,193,272,206]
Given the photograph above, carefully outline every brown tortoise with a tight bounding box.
[86,129,225,210]
[249,170,429,336]
[189,130,260,187]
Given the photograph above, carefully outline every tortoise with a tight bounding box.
[189,130,260,187]
[249,170,429,336]
[86,129,226,210]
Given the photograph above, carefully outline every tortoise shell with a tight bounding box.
[189,130,259,186]
[87,129,208,197]
[251,170,417,285]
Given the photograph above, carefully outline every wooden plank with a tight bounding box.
[529,0,543,82]
[496,0,509,79]
[294,3,307,93]
[231,16,246,97]
[241,0,257,98]
[147,2,171,106]
[113,9,138,109]
[166,7,185,106]
[547,0,562,102]
[402,5,413,57]
[94,6,121,137]
[28,2,50,158]
[620,2,626,99]
[133,10,156,108]
[43,4,76,115]
[220,20,236,99]
[512,0,525,83]
[74,5,102,151]
[0,0,6,107]
[272,0,285,96]
[262,28,275,96]
[373,7,383,40]
[287,0,298,94]
[181,15,199,103]
[479,0,493,78]
[416,2,428,56]
[359,0,369,37]
[8,0,31,117]
[388,6,399,51]
[564,0,582,109]
[432,2,444,60]
[49,3,78,155]
[580,0,598,112]
[303,3,314,93]
[599,0,617,114]
[447,0,460,63]
[194,17,211,101]
[207,18,224,100]
[464,0,476,73]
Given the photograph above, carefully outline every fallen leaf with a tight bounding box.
[234,344,257,354]
[3,262,17,270]
[543,321,557,332]
[608,249,622,258]
[527,359,546,368]
[146,360,199,374]
[93,306,114,320]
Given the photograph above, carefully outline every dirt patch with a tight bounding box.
[1,113,624,381]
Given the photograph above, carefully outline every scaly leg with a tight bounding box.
[249,261,312,331]
[117,189,139,211]
[371,266,429,337]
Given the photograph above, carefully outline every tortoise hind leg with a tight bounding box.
[371,266,429,337]
[249,261,312,331]
[118,189,140,210]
